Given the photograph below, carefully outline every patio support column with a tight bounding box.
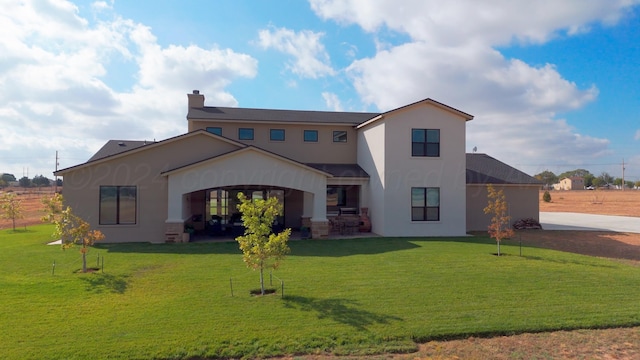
[310,187,328,239]
[165,177,186,243]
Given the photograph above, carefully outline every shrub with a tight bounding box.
[542,190,551,203]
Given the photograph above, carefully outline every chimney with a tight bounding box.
[187,90,205,108]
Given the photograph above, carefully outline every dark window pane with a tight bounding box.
[411,207,425,221]
[426,143,439,157]
[412,129,425,142]
[333,131,347,142]
[119,186,137,224]
[206,127,222,135]
[239,128,254,140]
[304,130,318,142]
[412,143,425,156]
[99,186,117,225]
[426,208,439,221]
[426,129,439,143]
[270,129,285,141]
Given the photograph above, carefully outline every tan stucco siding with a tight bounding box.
[380,103,468,236]
[60,134,243,243]
[466,184,540,231]
[189,121,357,163]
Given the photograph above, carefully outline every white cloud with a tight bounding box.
[0,0,258,177]
[311,0,638,174]
[322,92,343,111]
[258,26,335,78]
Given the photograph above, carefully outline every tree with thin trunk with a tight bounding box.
[483,184,514,256]
[42,194,104,273]
[0,192,24,230]
[235,192,291,295]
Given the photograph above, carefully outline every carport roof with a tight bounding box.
[466,153,541,185]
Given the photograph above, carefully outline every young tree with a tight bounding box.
[235,192,291,295]
[42,194,104,273]
[483,184,514,256]
[0,192,24,230]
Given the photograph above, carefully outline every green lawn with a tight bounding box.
[1,225,639,359]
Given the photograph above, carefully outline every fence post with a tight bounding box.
[101,256,104,273]
[281,280,284,298]
[270,271,273,286]
[52,260,55,276]
[230,277,234,297]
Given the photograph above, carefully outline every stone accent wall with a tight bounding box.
[165,222,183,243]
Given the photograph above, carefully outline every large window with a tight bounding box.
[270,129,285,141]
[239,128,254,140]
[206,127,222,136]
[412,129,440,157]
[333,130,347,143]
[303,130,318,142]
[327,186,346,207]
[411,187,439,221]
[100,186,137,225]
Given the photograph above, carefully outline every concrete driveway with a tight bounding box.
[540,212,640,233]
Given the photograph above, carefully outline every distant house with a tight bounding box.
[553,177,584,190]
[56,91,540,243]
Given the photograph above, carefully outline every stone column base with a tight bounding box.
[165,221,183,243]
[311,219,329,239]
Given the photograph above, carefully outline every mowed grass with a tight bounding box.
[1,225,639,359]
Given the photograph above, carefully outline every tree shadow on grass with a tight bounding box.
[80,273,130,294]
[282,295,403,331]
[100,237,421,257]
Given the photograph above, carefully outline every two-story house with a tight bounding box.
[55,90,540,243]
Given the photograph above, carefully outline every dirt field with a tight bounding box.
[540,189,640,217]
[3,188,640,359]
[0,187,57,230]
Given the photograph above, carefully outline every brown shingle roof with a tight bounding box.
[466,153,541,185]
[188,106,379,125]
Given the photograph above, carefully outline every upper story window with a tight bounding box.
[333,130,347,143]
[99,186,137,225]
[411,187,439,221]
[206,127,222,136]
[412,129,440,157]
[238,128,254,140]
[270,129,285,141]
[304,130,318,142]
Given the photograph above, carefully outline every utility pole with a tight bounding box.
[622,158,625,191]
[54,151,59,193]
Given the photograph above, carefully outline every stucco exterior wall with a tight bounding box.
[380,104,467,236]
[189,121,357,164]
[60,134,242,243]
[357,121,386,235]
[466,184,540,231]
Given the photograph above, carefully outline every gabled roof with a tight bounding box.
[160,146,332,178]
[466,153,541,185]
[88,140,156,162]
[304,163,369,178]
[357,98,473,129]
[188,106,379,125]
[55,130,245,175]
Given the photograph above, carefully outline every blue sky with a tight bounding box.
[1,0,639,182]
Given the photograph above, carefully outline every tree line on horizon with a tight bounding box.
[0,173,62,189]
[534,168,639,189]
